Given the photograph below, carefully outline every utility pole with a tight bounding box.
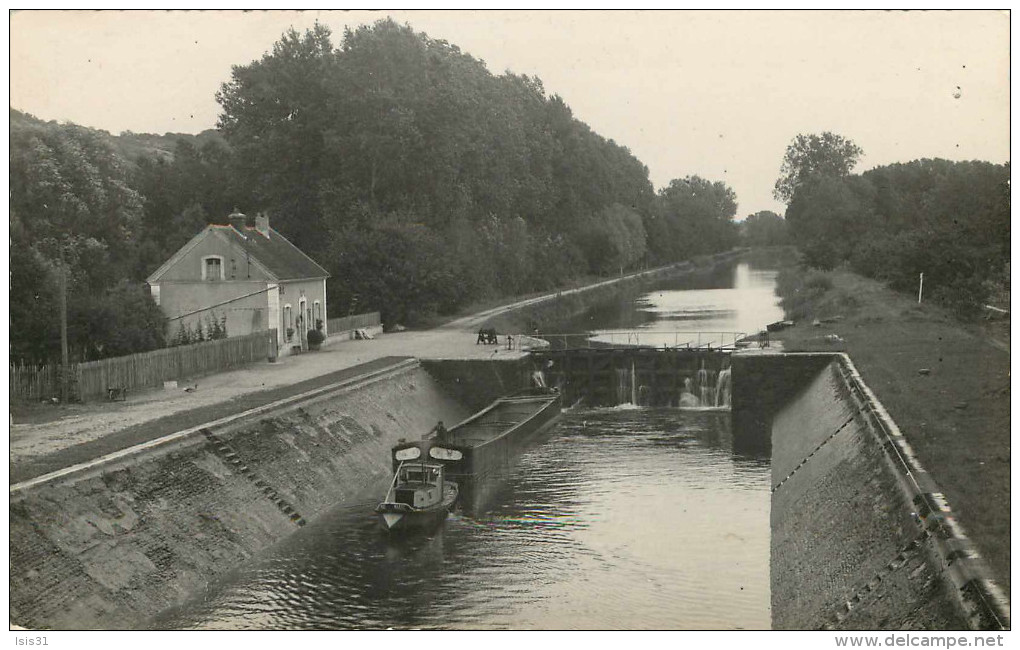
[59,260,69,404]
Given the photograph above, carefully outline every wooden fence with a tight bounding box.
[11,329,278,403]
[10,363,64,403]
[326,311,381,337]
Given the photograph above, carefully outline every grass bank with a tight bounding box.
[772,264,1010,593]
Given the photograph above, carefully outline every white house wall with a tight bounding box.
[278,278,328,350]
[161,280,271,341]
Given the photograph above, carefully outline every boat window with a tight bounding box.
[394,447,421,461]
[404,468,424,483]
[429,447,463,461]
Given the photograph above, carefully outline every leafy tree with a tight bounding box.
[11,18,746,363]
[785,174,876,268]
[10,111,167,363]
[217,22,336,256]
[773,132,863,204]
[217,19,664,322]
[10,111,144,282]
[68,282,167,360]
[578,203,648,275]
[9,225,61,364]
[326,214,469,326]
[782,155,1009,315]
[741,210,789,247]
[655,176,739,259]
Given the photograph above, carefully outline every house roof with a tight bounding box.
[147,223,330,283]
[213,225,330,281]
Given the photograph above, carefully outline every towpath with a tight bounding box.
[9,328,530,484]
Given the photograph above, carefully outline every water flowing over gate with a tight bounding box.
[528,346,734,409]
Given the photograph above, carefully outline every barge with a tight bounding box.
[390,388,562,482]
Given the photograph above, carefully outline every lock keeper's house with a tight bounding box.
[146,210,329,355]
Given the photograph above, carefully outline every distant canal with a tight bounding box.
[158,254,783,630]
[554,254,786,348]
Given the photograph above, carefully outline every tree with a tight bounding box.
[68,282,167,360]
[784,174,875,269]
[326,214,469,326]
[217,23,336,256]
[655,176,739,258]
[773,132,863,204]
[578,203,648,275]
[216,18,662,316]
[741,210,789,247]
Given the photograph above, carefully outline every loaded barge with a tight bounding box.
[390,388,562,481]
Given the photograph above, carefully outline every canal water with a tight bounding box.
[555,254,785,348]
[158,256,783,630]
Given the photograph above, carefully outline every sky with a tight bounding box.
[9,9,1010,216]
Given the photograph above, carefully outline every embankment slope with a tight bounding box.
[773,268,1010,594]
[771,361,964,629]
[10,365,470,629]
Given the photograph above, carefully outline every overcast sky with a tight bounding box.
[10,9,1010,216]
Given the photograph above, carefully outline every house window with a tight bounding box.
[313,301,321,327]
[284,304,293,341]
[202,255,225,281]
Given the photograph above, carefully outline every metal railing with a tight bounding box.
[512,330,752,351]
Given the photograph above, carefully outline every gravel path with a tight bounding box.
[10,326,529,480]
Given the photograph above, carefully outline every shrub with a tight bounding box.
[804,271,833,292]
[307,328,325,345]
[928,274,989,320]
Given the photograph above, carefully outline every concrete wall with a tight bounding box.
[731,352,834,456]
[421,358,531,413]
[769,358,1008,630]
[9,365,471,630]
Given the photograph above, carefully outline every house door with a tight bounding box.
[298,298,308,349]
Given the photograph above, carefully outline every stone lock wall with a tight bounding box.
[9,366,471,630]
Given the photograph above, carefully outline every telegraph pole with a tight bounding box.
[59,260,69,403]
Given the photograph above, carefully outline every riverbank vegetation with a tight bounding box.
[774,132,1009,317]
[10,19,741,365]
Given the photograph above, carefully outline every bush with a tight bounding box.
[804,271,833,291]
[775,266,836,322]
[307,328,325,345]
[928,274,989,320]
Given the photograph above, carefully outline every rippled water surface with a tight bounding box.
[558,260,784,348]
[159,255,779,630]
[160,409,769,630]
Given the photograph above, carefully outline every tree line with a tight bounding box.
[10,19,739,365]
[774,132,1009,315]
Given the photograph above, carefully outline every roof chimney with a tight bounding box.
[228,208,248,231]
[254,212,270,238]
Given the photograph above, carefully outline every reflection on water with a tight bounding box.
[156,254,781,630]
[158,409,770,630]
[559,260,784,349]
